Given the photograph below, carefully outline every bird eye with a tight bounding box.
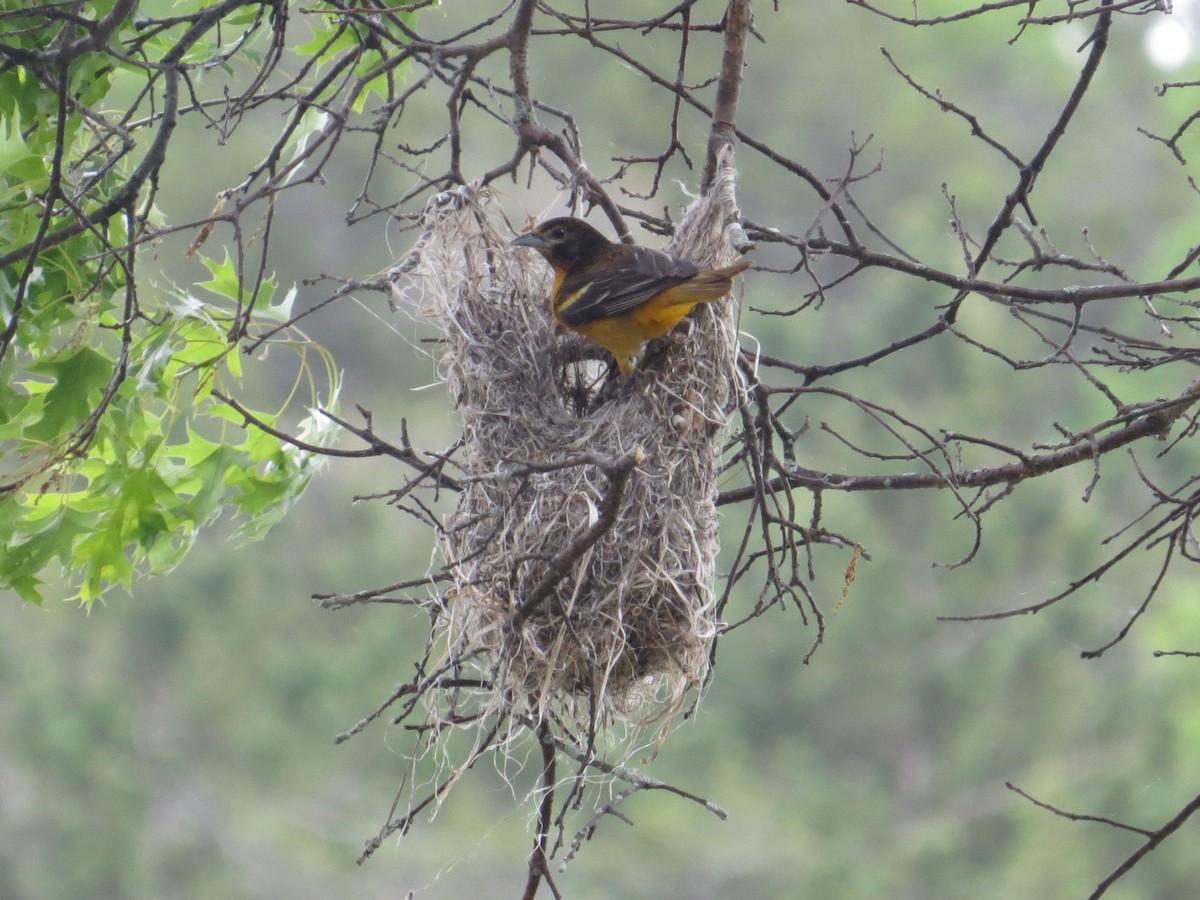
[548,227,566,241]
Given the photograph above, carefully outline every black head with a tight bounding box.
[510,217,612,266]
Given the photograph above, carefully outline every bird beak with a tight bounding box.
[510,232,545,250]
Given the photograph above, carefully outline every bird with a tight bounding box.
[511,217,750,375]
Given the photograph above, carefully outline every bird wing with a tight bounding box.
[554,246,700,327]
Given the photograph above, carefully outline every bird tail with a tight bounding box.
[704,259,752,281]
[666,259,751,306]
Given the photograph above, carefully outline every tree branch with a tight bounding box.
[701,0,751,192]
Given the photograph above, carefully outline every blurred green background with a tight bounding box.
[5,3,1200,898]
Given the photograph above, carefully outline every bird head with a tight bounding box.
[510,217,612,266]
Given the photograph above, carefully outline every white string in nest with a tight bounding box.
[395,153,746,738]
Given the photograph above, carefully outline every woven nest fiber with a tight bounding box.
[396,157,745,730]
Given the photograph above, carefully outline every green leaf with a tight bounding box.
[0,109,35,172]
[24,348,115,443]
[196,250,243,303]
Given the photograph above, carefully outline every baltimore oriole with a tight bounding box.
[511,217,750,375]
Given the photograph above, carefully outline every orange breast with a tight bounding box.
[629,295,700,340]
[573,315,652,361]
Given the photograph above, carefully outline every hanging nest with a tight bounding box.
[395,155,745,733]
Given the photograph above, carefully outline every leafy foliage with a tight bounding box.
[0,1,349,604]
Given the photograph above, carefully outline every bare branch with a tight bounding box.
[701,0,751,192]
